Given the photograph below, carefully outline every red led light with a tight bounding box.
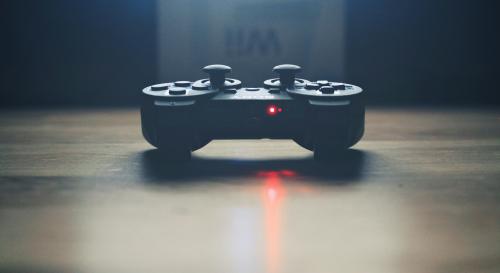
[267,105,282,116]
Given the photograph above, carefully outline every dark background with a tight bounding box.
[1,0,499,107]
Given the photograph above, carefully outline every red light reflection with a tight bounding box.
[257,170,296,178]
[257,170,315,273]
[259,171,288,273]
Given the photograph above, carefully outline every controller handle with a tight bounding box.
[273,64,302,88]
[202,64,232,89]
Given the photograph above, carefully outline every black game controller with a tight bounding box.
[141,64,364,160]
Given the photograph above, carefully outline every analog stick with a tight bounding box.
[202,64,232,89]
[273,64,302,88]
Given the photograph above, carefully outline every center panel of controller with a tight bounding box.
[197,99,306,139]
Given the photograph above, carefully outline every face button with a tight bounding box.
[151,83,169,91]
[246,88,260,91]
[305,83,320,90]
[223,88,237,94]
[174,81,191,87]
[319,86,335,94]
[192,82,209,90]
[169,87,187,95]
[268,88,281,94]
[316,80,330,86]
[332,84,346,90]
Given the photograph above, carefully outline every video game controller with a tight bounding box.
[141,64,364,160]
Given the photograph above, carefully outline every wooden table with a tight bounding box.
[1,108,499,273]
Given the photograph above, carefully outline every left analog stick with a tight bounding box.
[202,64,232,89]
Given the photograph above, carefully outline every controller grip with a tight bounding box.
[293,101,365,158]
[141,100,210,159]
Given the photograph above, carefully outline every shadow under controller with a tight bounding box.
[141,64,365,160]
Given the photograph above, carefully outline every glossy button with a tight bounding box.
[192,82,209,90]
[169,87,187,95]
[246,88,260,91]
[151,83,169,91]
[316,80,330,86]
[268,88,281,94]
[332,84,346,90]
[319,86,335,94]
[305,83,320,90]
[174,81,191,87]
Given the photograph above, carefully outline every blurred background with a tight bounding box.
[1,2,500,272]
[1,0,499,107]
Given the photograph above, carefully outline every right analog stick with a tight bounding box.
[273,64,302,88]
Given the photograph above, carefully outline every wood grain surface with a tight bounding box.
[0,108,499,273]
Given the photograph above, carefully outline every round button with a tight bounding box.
[174,81,191,87]
[332,84,346,90]
[192,82,209,90]
[151,83,169,91]
[246,88,260,91]
[316,80,330,86]
[169,87,187,95]
[319,86,335,94]
[305,83,319,90]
